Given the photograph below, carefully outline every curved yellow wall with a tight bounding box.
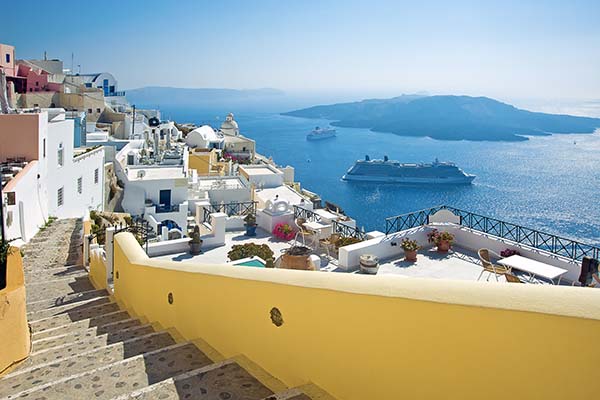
[89,249,108,290]
[0,249,30,376]
[113,233,600,400]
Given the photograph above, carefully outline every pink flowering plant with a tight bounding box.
[272,223,295,241]
[500,248,520,257]
[427,229,454,245]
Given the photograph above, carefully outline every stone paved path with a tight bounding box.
[0,218,325,399]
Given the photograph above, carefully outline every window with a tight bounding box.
[85,83,92,88]
[96,108,101,113]
[94,168,99,184]
[87,108,92,114]
[43,138,46,158]
[77,177,82,194]
[57,143,64,166]
[57,187,64,207]
[5,53,10,63]
[35,81,39,86]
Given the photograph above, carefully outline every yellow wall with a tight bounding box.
[113,233,600,400]
[0,249,30,376]
[89,249,108,290]
[188,150,228,176]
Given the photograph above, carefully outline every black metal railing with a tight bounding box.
[332,220,366,240]
[156,204,180,213]
[114,220,152,254]
[385,205,600,261]
[202,201,257,223]
[292,205,322,222]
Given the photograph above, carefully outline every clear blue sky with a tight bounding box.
[3,0,599,99]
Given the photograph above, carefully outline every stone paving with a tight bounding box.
[0,217,326,399]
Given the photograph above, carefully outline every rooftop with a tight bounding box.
[127,166,185,181]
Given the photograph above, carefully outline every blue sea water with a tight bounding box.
[163,108,600,246]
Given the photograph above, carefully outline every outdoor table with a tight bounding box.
[498,255,569,284]
[303,220,332,240]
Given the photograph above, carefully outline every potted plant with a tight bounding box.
[280,245,313,270]
[244,212,257,237]
[272,223,295,241]
[188,226,203,255]
[401,238,420,262]
[228,243,275,268]
[427,229,454,252]
[500,248,520,257]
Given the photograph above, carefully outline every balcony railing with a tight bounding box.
[385,205,600,262]
[293,205,321,222]
[332,220,366,240]
[105,90,126,97]
[155,204,180,214]
[202,201,257,223]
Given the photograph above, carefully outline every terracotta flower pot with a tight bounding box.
[437,240,451,252]
[404,250,417,262]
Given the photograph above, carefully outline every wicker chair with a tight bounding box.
[319,233,341,259]
[477,248,511,281]
[504,273,523,284]
[293,217,314,247]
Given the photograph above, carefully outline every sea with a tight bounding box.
[157,108,600,246]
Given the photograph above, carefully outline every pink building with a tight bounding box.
[14,63,62,94]
[0,43,16,77]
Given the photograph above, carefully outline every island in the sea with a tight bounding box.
[282,95,600,141]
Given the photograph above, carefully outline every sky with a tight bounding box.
[2,0,600,102]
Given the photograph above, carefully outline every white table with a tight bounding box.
[498,255,568,284]
[303,221,332,240]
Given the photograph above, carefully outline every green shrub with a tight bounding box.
[227,243,275,268]
[336,236,362,249]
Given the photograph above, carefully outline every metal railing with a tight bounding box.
[332,220,366,240]
[156,204,180,214]
[202,201,257,223]
[385,205,600,261]
[293,205,321,222]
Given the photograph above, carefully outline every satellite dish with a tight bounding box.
[137,170,146,179]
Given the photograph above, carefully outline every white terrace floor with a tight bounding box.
[152,228,536,283]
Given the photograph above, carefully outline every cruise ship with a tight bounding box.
[306,126,337,140]
[342,156,475,184]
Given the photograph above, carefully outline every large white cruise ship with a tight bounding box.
[306,126,337,140]
[342,156,475,184]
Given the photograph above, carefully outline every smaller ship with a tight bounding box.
[342,156,475,184]
[306,126,337,140]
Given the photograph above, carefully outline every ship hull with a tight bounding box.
[342,174,475,184]
[306,132,337,140]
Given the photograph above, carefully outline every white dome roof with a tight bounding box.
[186,125,223,148]
[220,113,239,135]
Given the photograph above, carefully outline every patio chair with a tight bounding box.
[504,273,523,284]
[293,217,313,247]
[576,257,600,288]
[477,248,510,282]
[319,233,340,259]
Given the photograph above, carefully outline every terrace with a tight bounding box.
[93,204,598,288]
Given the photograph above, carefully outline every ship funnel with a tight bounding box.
[365,155,370,161]
[384,155,389,162]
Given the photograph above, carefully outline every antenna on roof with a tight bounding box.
[71,53,74,74]
[44,51,47,61]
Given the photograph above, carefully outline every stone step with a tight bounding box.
[25,276,96,304]
[32,310,131,340]
[10,342,214,399]
[14,324,156,372]
[32,318,144,353]
[115,360,274,400]
[30,302,121,333]
[24,265,88,282]
[27,295,111,321]
[26,288,109,313]
[0,331,176,396]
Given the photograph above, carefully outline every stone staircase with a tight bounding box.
[0,218,325,400]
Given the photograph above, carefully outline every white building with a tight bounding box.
[186,125,224,150]
[1,109,105,244]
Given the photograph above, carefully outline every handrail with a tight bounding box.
[332,220,366,240]
[292,205,321,222]
[202,201,257,223]
[385,205,600,261]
